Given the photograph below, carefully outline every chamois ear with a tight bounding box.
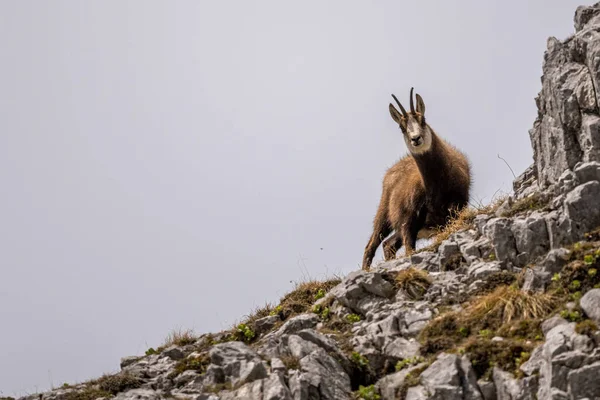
[389,104,403,125]
[416,93,426,116]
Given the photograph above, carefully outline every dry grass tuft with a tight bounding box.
[500,193,548,218]
[420,285,557,355]
[395,268,432,300]
[162,328,197,348]
[276,278,341,320]
[280,354,301,371]
[418,197,506,253]
[93,373,141,395]
[467,285,557,324]
[62,373,141,400]
[237,303,276,329]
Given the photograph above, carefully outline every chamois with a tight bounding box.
[362,88,471,271]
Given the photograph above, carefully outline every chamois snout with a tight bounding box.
[410,134,423,147]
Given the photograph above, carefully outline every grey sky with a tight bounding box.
[0,0,590,395]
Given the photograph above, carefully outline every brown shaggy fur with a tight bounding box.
[362,89,471,270]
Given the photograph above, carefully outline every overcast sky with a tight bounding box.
[0,0,592,395]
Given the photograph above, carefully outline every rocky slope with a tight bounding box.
[11,2,600,400]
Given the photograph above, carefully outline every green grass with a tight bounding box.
[354,385,380,400]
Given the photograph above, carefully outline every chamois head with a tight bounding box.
[388,87,433,155]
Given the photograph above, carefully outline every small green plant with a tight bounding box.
[236,323,256,342]
[312,304,330,319]
[515,351,530,368]
[479,329,493,338]
[400,363,430,395]
[488,252,496,261]
[552,273,561,282]
[569,280,581,291]
[395,356,424,371]
[584,254,595,265]
[571,291,583,301]
[589,268,597,277]
[560,309,582,322]
[346,314,361,323]
[145,347,157,356]
[356,384,380,400]
[61,383,71,388]
[351,352,370,369]
[458,326,470,337]
[269,305,283,316]
[314,288,326,300]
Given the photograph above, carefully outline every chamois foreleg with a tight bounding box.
[362,211,391,271]
[399,206,427,257]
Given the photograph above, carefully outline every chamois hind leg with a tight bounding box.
[382,232,403,261]
[399,223,417,257]
[362,215,391,271]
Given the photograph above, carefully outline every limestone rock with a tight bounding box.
[419,353,483,400]
[580,289,600,324]
[120,356,142,370]
[492,368,538,400]
[209,341,268,387]
[113,389,164,400]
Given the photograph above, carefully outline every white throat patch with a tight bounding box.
[403,119,432,155]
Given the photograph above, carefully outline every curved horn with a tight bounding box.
[409,87,415,114]
[391,94,408,118]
